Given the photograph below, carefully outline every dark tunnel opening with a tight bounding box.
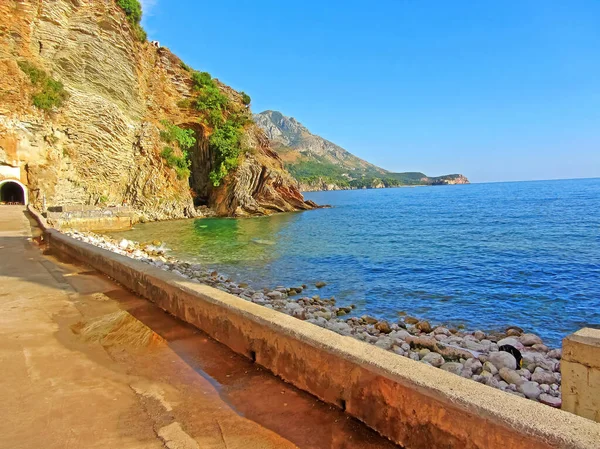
[0,181,25,205]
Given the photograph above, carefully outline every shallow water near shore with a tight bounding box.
[109,178,600,346]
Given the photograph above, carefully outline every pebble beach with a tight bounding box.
[65,230,564,408]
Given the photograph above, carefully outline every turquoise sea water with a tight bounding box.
[110,178,600,346]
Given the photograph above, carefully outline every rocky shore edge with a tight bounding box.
[64,230,562,408]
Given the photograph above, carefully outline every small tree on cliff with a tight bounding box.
[240,92,251,106]
[116,0,146,41]
[117,0,142,24]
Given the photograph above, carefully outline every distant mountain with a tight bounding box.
[253,110,469,191]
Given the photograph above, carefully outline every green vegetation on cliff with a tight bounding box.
[289,162,465,189]
[194,84,228,112]
[160,120,196,150]
[287,159,350,187]
[160,147,190,180]
[240,92,251,106]
[208,121,243,186]
[187,70,251,186]
[115,1,253,188]
[159,121,196,180]
[347,173,428,188]
[286,158,429,188]
[116,0,141,23]
[18,61,69,111]
[116,0,146,41]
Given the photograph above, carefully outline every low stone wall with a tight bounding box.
[29,207,600,449]
[45,206,136,231]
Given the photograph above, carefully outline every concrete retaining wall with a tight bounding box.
[46,206,136,231]
[29,207,600,449]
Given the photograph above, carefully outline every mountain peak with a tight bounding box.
[254,110,381,171]
[254,110,311,147]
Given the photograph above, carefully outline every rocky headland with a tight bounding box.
[64,229,563,408]
[253,110,470,191]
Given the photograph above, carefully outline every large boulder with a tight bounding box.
[416,321,432,333]
[404,316,419,325]
[404,336,474,361]
[499,368,524,386]
[473,330,486,340]
[440,362,464,375]
[506,326,524,336]
[531,368,555,385]
[489,351,517,370]
[362,315,379,325]
[519,333,543,347]
[464,358,483,374]
[521,350,545,366]
[375,321,392,334]
[375,337,393,350]
[539,393,562,408]
[392,330,411,341]
[518,381,541,400]
[422,352,445,367]
[267,291,285,299]
[497,337,525,350]
[547,348,562,359]
[483,361,498,375]
[521,351,559,372]
[463,340,487,352]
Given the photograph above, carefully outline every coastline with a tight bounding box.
[299,182,468,193]
[64,229,563,408]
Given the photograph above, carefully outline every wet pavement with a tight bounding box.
[0,205,399,449]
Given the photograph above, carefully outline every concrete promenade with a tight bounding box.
[0,206,395,449]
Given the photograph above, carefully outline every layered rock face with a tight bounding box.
[212,128,318,216]
[0,1,314,219]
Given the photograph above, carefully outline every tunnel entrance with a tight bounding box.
[0,181,26,205]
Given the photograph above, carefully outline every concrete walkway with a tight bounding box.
[0,206,397,449]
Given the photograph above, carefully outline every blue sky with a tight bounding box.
[141,1,600,183]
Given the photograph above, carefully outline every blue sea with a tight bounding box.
[110,178,600,346]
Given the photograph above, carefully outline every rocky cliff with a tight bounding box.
[0,1,315,219]
[254,110,469,190]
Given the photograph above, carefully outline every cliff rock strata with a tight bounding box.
[0,0,314,219]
